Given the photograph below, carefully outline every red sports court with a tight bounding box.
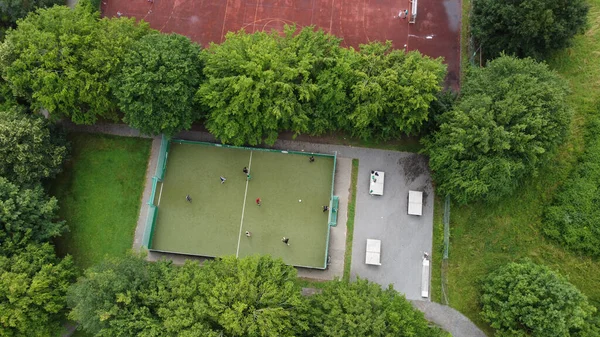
[102,0,460,88]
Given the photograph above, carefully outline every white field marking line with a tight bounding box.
[236,151,253,258]
[157,182,164,206]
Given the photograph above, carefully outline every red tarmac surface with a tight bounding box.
[102,0,460,88]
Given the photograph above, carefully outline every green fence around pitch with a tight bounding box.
[141,135,170,249]
[142,137,338,269]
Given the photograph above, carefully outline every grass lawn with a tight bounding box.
[52,133,151,269]
[431,1,600,334]
[334,134,423,153]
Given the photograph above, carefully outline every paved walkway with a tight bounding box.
[62,122,487,337]
[412,300,488,337]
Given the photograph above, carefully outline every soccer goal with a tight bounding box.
[409,0,418,23]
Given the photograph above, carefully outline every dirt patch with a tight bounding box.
[400,153,429,185]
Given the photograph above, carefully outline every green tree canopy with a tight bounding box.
[160,255,308,337]
[0,109,68,187]
[111,33,203,136]
[67,253,171,337]
[424,55,571,204]
[0,4,151,123]
[306,278,448,337]
[471,0,588,60]
[0,0,63,40]
[480,261,596,336]
[199,26,445,145]
[346,42,446,140]
[0,177,65,255]
[69,255,309,337]
[199,25,346,146]
[0,243,76,337]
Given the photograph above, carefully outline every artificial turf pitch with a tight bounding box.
[150,142,334,268]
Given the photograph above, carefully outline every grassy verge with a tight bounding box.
[334,134,423,153]
[430,195,445,304]
[52,133,151,269]
[342,159,359,282]
[295,278,330,289]
[437,1,600,334]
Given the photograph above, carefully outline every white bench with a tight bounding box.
[365,239,382,265]
[408,190,423,216]
[421,256,430,298]
[369,171,385,196]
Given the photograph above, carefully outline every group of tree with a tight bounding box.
[0,3,155,124]
[425,0,589,204]
[0,51,74,337]
[68,254,449,337]
[480,260,599,336]
[0,3,447,143]
[423,55,571,203]
[421,2,599,336]
[200,26,446,145]
[0,106,74,336]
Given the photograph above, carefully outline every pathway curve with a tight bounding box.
[62,122,487,337]
[411,300,488,337]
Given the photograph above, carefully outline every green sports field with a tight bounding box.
[149,141,335,268]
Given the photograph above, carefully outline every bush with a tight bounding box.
[543,120,600,257]
[480,261,596,337]
[471,0,589,60]
[0,109,68,187]
[424,55,571,203]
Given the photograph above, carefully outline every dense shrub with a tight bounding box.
[480,261,596,337]
[543,120,600,257]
